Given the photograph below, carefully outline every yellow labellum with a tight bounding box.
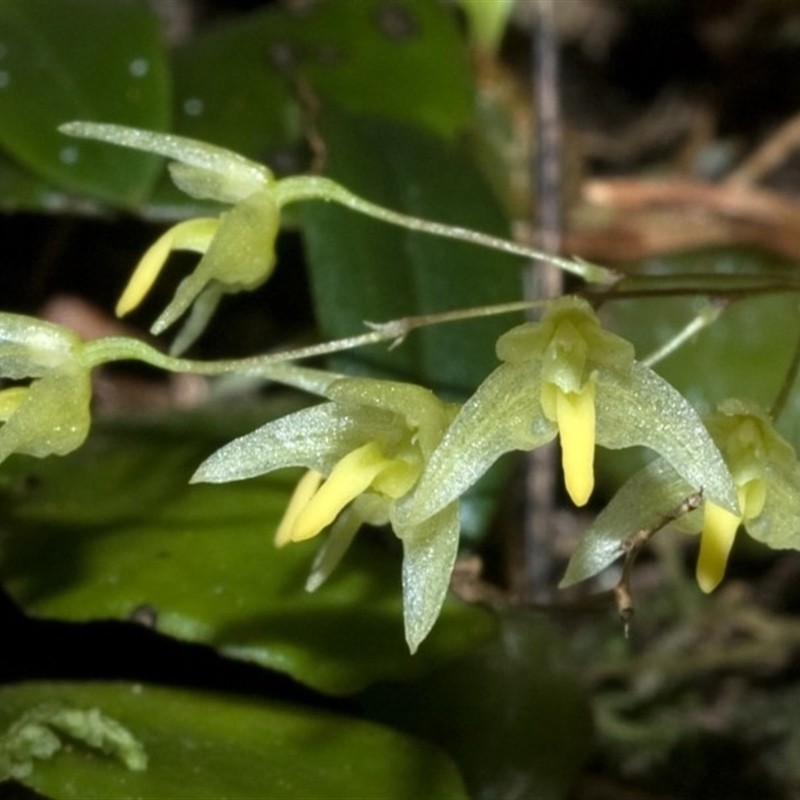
[275,469,322,548]
[697,501,741,593]
[115,218,219,317]
[290,442,392,543]
[696,478,765,593]
[556,382,596,507]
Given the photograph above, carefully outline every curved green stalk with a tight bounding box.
[275,176,617,285]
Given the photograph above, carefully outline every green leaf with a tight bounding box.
[0,418,496,696]
[0,0,170,206]
[300,108,524,395]
[0,151,83,213]
[0,681,469,799]
[363,613,594,800]
[171,0,472,160]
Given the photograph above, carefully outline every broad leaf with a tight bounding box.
[0,0,169,206]
[0,417,495,696]
[0,681,468,799]
[300,108,524,395]
[363,613,594,800]
[171,0,472,159]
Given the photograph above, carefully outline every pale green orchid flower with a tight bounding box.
[402,296,738,528]
[191,377,460,653]
[699,399,800,591]
[0,314,92,464]
[59,122,281,355]
[58,122,614,356]
[562,399,800,593]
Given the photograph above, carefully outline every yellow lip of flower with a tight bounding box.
[696,501,741,593]
[696,476,767,593]
[277,440,420,545]
[289,442,391,542]
[115,218,219,317]
[541,376,597,507]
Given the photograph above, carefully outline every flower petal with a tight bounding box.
[0,371,91,463]
[745,459,800,550]
[697,502,741,593]
[116,218,218,317]
[167,284,225,356]
[190,403,396,484]
[0,313,81,377]
[560,457,696,587]
[60,122,274,202]
[305,495,389,592]
[398,503,460,653]
[326,378,454,458]
[402,360,556,525]
[0,387,28,421]
[595,362,738,513]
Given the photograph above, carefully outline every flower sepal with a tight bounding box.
[0,314,92,464]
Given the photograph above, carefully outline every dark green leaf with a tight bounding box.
[0,681,468,799]
[300,109,524,396]
[363,613,594,800]
[0,417,495,696]
[171,0,472,159]
[0,0,170,206]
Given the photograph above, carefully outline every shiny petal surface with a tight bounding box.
[60,122,273,202]
[399,503,461,654]
[191,403,397,483]
[595,362,738,512]
[403,361,556,525]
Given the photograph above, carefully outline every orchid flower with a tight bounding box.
[402,296,738,528]
[0,314,93,465]
[191,376,460,653]
[58,122,614,355]
[562,399,800,593]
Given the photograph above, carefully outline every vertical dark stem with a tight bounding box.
[522,0,564,601]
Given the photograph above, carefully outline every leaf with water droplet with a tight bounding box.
[0,0,170,206]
